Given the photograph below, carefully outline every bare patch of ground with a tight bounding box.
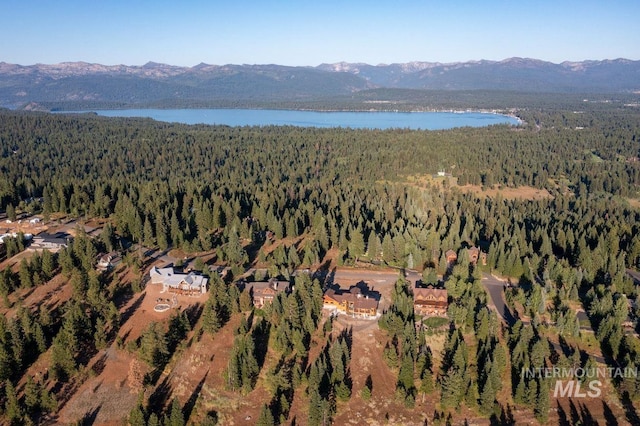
[458,184,554,200]
[627,198,640,209]
[4,273,71,318]
[58,276,207,424]
[56,347,140,425]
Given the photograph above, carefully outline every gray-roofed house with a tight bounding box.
[30,232,72,251]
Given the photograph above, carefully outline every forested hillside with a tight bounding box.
[0,105,639,424]
[2,58,639,109]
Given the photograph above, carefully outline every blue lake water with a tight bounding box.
[85,109,519,130]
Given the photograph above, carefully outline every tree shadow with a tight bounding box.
[500,293,517,327]
[621,391,640,426]
[325,267,336,288]
[569,399,581,425]
[91,351,109,376]
[364,374,373,393]
[147,374,173,414]
[252,318,271,368]
[183,371,208,423]
[119,292,146,325]
[603,400,618,426]
[568,398,599,426]
[490,404,515,426]
[578,401,597,425]
[557,401,570,426]
[78,404,101,425]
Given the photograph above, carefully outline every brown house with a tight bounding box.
[445,246,486,268]
[413,286,448,317]
[467,246,480,264]
[445,249,458,266]
[323,285,379,318]
[245,279,289,308]
[467,246,487,266]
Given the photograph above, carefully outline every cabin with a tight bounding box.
[445,249,458,266]
[323,285,379,318]
[467,246,480,264]
[97,252,120,271]
[244,279,290,308]
[149,266,208,296]
[413,286,448,317]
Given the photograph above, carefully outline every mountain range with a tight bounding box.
[1,58,638,109]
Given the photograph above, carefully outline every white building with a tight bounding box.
[149,266,208,296]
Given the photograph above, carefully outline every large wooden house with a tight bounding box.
[323,285,379,318]
[244,279,290,308]
[413,286,448,317]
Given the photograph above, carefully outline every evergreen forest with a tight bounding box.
[0,101,639,425]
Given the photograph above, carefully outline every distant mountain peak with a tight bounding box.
[0,58,638,109]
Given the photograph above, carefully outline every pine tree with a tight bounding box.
[256,404,275,426]
[128,404,146,426]
[51,329,77,381]
[6,204,16,222]
[169,398,184,426]
[148,413,160,426]
[479,375,495,414]
[419,368,434,397]
[94,317,108,350]
[23,376,40,415]
[440,367,465,409]
[349,226,365,261]
[366,232,380,259]
[41,249,56,280]
[144,215,156,246]
[100,222,116,252]
[4,380,23,425]
[202,300,223,334]
[361,375,373,400]
[534,379,550,423]
[33,321,47,353]
[19,258,33,289]
[397,354,416,405]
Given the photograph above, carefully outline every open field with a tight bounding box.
[458,184,554,200]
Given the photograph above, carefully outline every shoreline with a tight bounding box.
[51,107,521,129]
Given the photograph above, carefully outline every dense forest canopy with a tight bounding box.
[1,105,639,197]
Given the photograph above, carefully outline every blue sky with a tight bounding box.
[3,0,639,66]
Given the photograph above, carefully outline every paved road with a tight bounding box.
[627,268,640,284]
[134,245,177,269]
[481,273,518,326]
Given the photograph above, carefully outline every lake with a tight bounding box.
[86,109,519,130]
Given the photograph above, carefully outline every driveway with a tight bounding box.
[627,268,640,284]
[482,273,517,326]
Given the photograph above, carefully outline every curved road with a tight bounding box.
[481,273,517,325]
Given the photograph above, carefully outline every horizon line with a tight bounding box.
[1,57,638,69]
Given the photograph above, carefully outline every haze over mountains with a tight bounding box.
[1,58,638,109]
